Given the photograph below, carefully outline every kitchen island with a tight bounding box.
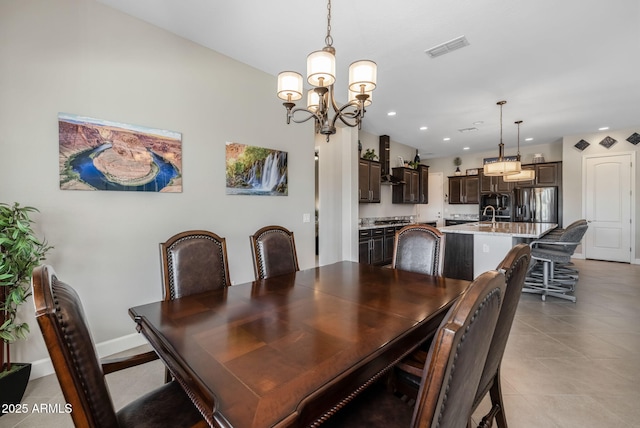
[439,222,557,280]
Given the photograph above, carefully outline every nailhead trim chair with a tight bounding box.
[250,225,299,279]
[32,265,207,428]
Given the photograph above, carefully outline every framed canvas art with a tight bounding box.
[59,113,182,192]
[225,142,288,196]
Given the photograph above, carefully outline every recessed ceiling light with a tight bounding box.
[473,121,484,125]
[443,137,451,141]
[463,147,470,150]
[387,111,397,116]
[599,126,609,131]
[525,137,533,141]
[420,126,428,130]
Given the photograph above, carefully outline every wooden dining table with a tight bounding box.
[129,261,470,427]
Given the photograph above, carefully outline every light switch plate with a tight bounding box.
[303,213,311,223]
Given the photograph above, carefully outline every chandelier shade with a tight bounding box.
[276,0,376,141]
[348,60,377,92]
[307,49,336,87]
[277,71,304,102]
[483,100,521,176]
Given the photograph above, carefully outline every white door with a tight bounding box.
[583,153,632,262]
[417,172,444,226]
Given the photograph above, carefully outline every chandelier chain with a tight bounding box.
[325,0,333,47]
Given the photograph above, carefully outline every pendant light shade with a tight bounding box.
[483,100,521,176]
[348,60,377,92]
[504,120,536,182]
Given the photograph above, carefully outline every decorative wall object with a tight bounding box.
[466,168,478,176]
[626,132,640,145]
[599,136,617,149]
[58,113,182,192]
[574,139,590,151]
[225,142,288,196]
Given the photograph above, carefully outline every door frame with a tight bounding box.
[581,151,636,263]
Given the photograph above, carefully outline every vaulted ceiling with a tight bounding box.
[97,0,640,158]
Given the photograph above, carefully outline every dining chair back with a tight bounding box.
[392,224,445,276]
[250,225,299,279]
[32,265,205,428]
[160,230,230,300]
[472,243,531,428]
[323,269,506,428]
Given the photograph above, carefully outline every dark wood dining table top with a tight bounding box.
[129,261,470,428]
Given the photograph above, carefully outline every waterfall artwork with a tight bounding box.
[225,142,288,196]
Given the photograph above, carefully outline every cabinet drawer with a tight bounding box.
[359,229,372,239]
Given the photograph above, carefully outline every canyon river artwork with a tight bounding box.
[59,113,182,192]
[225,142,288,196]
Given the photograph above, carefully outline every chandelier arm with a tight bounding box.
[331,102,362,128]
[288,107,323,124]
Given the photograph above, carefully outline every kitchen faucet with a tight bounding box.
[482,205,497,228]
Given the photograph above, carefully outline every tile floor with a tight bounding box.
[3,258,639,427]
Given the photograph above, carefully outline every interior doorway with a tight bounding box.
[583,152,634,262]
[417,172,444,226]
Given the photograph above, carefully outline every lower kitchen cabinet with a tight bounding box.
[358,228,384,265]
[442,233,474,281]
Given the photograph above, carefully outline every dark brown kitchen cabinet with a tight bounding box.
[392,167,420,203]
[448,175,479,204]
[358,159,381,203]
[480,171,513,194]
[443,233,474,280]
[358,228,384,265]
[535,162,561,186]
[418,165,429,204]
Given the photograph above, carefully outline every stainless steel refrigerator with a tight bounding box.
[512,187,558,223]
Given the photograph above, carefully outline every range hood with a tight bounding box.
[379,135,403,185]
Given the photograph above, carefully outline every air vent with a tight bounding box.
[458,127,479,133]
[425,36,469,58]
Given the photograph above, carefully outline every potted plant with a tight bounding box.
[362,149,378,161]
[0,202,52,408]
[453,157,462,175]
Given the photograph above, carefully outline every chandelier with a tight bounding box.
[276,0,377,141]
[483,100,521,176]
[504,120,536,182]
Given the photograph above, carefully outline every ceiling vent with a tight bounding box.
[458,127,479,133]
[425,36,469,58]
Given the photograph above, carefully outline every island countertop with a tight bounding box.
[439,221,557,238]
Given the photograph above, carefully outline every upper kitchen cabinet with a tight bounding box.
[480,171,513,194]
[534,162,562,186]
[448,175,479,204]
[418,164,429,204]
[392,167,419,203]
[358,159,381,203]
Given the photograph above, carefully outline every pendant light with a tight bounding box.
[504,120,536,182]
[483,101,521,176]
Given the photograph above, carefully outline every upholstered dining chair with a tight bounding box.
[32,265,206,428]
[393,244,530,428]
[392,224,445,276]
[322,270,506,428]
[160,230,230,382]
[250,225,299,279]
[160,230,231,300]
[471,243,531,428]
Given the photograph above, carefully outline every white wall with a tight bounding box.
[562,127,639,260]
[0,0,315,374]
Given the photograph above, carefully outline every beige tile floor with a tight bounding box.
[3,258,639,427]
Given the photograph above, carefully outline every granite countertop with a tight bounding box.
[443,214,479,221]
[439,222,557,238]
[359,220,439,230]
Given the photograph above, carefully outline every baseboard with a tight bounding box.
[29,333,148,380]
